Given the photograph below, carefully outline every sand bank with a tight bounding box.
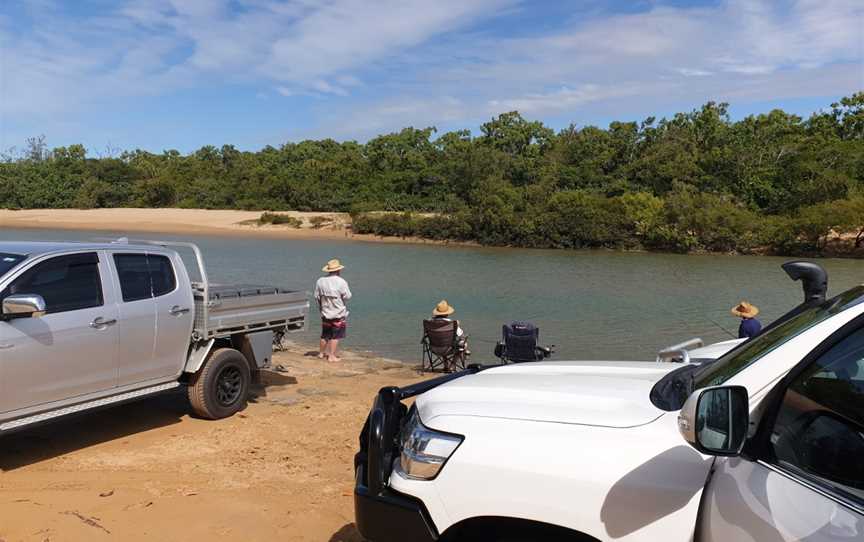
[0,208,474,247]
[1,208,351,239]
[0,342,424,541]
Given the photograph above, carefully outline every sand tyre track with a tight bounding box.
[188,348,251,419]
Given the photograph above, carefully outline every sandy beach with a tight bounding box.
[0,342,424,541]
[0,208,477,249]
[0,208,354,239]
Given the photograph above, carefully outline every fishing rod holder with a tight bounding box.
[656,337,704,363]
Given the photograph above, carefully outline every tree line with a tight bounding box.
[1,93,863,255]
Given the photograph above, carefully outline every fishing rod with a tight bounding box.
[705,314,737,339]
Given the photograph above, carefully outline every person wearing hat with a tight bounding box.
[732,300,762,339]
[432,300,468,351]
[314,259,352,361]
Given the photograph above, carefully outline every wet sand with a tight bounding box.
[0,342,426,541]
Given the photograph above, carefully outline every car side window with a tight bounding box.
[114,254,151,302]
[114,253,177,302]
[148,255,176,297]
[0,253,103,314]
[769,326,864,505]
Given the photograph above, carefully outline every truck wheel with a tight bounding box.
[188,348,251,420]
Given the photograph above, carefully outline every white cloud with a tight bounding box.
[262,0,514,82]
[310,79,348,96]
[676,68,713,77]
[335,75,362,87]
[489,85,625,115]
[1,0,861,147]
[394,0,861,123]
[0,0,515,115]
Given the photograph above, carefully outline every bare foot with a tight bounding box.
[327,356,342,362]
[318,352,326,359]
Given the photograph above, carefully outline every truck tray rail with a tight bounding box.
[193,283,308,338]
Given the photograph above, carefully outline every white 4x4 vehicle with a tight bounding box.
[354,263,864,541]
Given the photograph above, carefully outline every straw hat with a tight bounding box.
[322,259,345,273]
[432,300,455,316]
[731,301,759,318]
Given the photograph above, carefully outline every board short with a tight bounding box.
[321,317,347,340]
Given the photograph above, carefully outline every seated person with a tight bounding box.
[432,300,468,352]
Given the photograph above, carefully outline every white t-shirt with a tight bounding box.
[314,275,352,320]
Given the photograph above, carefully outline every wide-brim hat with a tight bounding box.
[432,299,455,316]
[322,259,345,273]
[731,300,759,318]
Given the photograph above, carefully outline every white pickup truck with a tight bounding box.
[355,262,864,541]
[0,239,308,433]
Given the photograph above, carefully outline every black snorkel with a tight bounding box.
[652,260,830,412]
[782,261,829,305]
[759,261,829,335]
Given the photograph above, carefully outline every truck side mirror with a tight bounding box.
[678,385,749,456]
[1,294,47,319]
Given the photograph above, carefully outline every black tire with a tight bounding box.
[188,348,251,420]
[444,519,596,542]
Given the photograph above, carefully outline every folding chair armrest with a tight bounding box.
[494,341,505,359]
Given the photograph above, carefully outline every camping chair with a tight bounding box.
[422,319,468,372]
[494,321,553,363]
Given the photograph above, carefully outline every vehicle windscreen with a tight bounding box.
[651,285,864,411]
[0,253,26,277]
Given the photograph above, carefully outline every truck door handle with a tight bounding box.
[170,306,191,316]
[90,317,117,329]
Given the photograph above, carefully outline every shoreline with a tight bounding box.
[0,208,478,248]
[2,208,861,258]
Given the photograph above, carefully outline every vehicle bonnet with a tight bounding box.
[416,361,678,429]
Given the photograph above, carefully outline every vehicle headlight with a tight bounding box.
[395,408,463,480]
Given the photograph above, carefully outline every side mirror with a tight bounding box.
[1,294,47,319]
[678,385,749,456]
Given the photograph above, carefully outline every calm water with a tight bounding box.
[4,227,864,362]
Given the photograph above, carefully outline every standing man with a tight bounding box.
[315,259,352,361]
[731,300,762,339]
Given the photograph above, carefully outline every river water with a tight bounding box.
[4,227,864,362]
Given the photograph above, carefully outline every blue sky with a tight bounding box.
[1,0,862,154]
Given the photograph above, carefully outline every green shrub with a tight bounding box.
[352,213,472,241]
[259,212,302,227]
[309,215,331,229]
[646,186,762,253]
[134,178,176,207]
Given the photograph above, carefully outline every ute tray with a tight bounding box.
[192,283,308,338]
[197,283,296,300]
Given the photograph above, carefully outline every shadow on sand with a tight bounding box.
[329,523,363,542]
[249,370,299,402]
[0,391,189,472]
[0,369,299,472]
